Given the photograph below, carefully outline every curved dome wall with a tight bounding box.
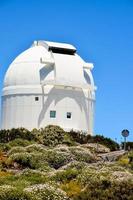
[1,41,96,134]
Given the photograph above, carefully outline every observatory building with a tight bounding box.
[1,41,96,134]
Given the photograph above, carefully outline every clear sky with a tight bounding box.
[0,0,133,142]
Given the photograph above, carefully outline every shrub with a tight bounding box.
[42,125,65,147]
[63,133,76,146]
[68,130,90,144]
[0,171,12,177]
[118,157,129,167]
[31,128,42,143]
[25,144,46,153]
[0,128,36,143]
[0,185,24,200]
[68,131,119,151]
[121,142,133,150]
[77,166,110,186]
[8,146,26,156]
[23,183,69,200]
[9,152,46,169]
[61,180,82,198]
[62,161,87,171]
[45,150,72,169]
[128,151,133,163]
[89,135,119,151]
[74,180,133,200]
[53,168,79,182]
[69,147,96,163]
[0,151,8,165]
[17,169,49,185]
[8,147,72,170]
[7,139,34,148]
[0,143,9,152]
[0,169,50,190]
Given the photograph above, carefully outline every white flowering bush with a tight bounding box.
[8,146,72,169]
[77,165,111,186]
[52,168,79,182]
[24,184,69,200]
[41,125,66,147]
[9,152,46,169]
[54,145,70,153]
[25,144,47,153]
[8,146,26,156]
[45,150,72,169]
[69,147,96,163]
[7,138,34,148]
[0,185,24,200]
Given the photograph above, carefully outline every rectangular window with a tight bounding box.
[35,97,39,101]
[50,110,56,118]
[67,112,71,119]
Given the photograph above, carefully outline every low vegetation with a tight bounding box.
[0,125,132,199]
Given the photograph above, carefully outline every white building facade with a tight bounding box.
[1,41,96,134]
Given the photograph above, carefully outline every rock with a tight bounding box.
[80,143,110,153]
[112,171,133,181]
[98,150,126,162]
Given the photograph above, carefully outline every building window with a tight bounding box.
[67,112,71,119]
[50,110,56,118]
[35,97,39,101]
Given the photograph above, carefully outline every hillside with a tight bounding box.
[0,125,132,200]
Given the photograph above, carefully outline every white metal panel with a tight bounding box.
[53,53,84,85]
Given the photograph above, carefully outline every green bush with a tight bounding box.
[69,147,96,163]
[118,156,129,167]
[8,145,72,169]
[0,185,24,200]
[25,144,47,153]
[53,168,79,182]
[41,125,65,147]
[8,146,26,156]
[61,180,82,198]
[0,169,50,190]
[23,183,69,200]
[68,131,119,151]
[74,180,133,200]
[121,142,133,151]
[45,150,72,169]
[9,152,47,169]
[68,130,91,144]
[17,169,49,185]
[89,135,119,151]
[77,166,110,186]
[7,139,34,148]
[128,151,133,163]
[0,128,36,143]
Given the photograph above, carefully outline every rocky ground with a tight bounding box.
[0,126,132,200]
[0,141,133,200]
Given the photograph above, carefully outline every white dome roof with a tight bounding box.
[4,45,51,87]
[3,41,95,95]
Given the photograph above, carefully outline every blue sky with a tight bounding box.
[0,0,133,142]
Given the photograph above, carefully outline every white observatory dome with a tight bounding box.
[1,41,96,134]
[4,45,50,87]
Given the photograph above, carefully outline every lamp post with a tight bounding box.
[121,129,129,151]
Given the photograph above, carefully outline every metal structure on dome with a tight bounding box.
[1,41,96,134]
